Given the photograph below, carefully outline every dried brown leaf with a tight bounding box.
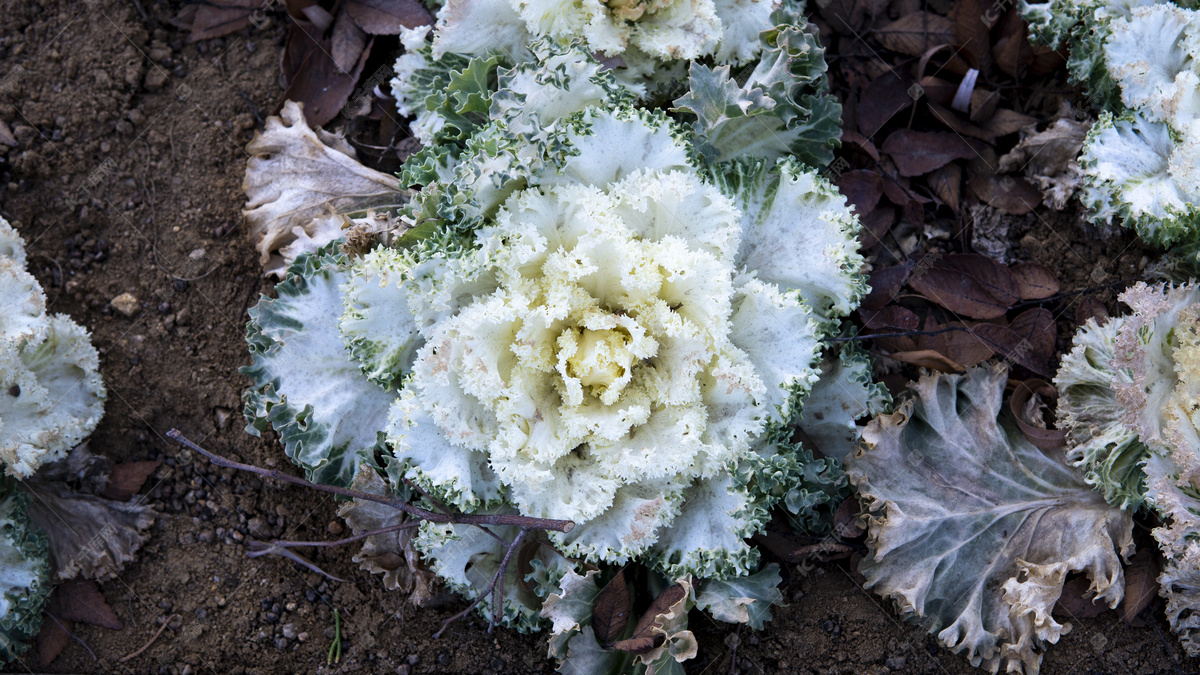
[1010,379,1067,448]
[840,129,880,162]
[874,13,955,56]
[909,268,1010,320]
[612,583,688,654]
[860,205,896,251]
[882,129,980,177]
[862,305,920,332]
[1120,548,1160,625]
[1074,297,1109,327]
[980,109,1039,137]
[927,100,995,141]
[928,163,962,212]
[281,36,374,127]
[100,460,161,502]
[938,253,1021,306]
[969,174,1042,215]
[888,349,965,372]
[1008,307,1056,368]
[993,12,1033,76]
[180,0,259,42]
[834,169,884,216]
[592,568,631,645]
[916,75,957,107]
[970,89,1001,123]
[863,262,914,310]
[346,0,433,34]
[858,72,914,138]
[1010,262,1060,300]
[951,0,993,71]
[972,323,1051,376]
[331,7,369,74]
[919,322,994,368]
[834,496,865,539]
[56,581,122,630]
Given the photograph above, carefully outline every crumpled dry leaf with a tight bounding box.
[998,110,1091,210]
[874,13,955,57]
[882,129,981,176]
[243,101,404,276]
[33,443,109,496]
[846,364,1133,675]
[24,479,154,582]
[338,466,438,605]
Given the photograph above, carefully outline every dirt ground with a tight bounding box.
[0,0,1196,673]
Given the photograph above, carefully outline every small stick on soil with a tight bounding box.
[119,613,178,663]
[166,430,574,533]
[46,613,97,661]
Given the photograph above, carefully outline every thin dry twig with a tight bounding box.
[166,430,574,636]
[119,613,178,663]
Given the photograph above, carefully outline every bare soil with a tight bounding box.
[0,0,1194,673]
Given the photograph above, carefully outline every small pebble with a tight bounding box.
[407,654,419,665]
[110,292,140,317]
[282,623,297,640]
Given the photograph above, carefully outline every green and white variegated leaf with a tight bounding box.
[797,339,891,464]
[1020,0,1155,110]
[384,387,506,512]
[0,219,24,269]
[415,518,572,632]
[242,250,394,487]
[0,257,46,350]
[0,482,49,663]
[722,157,866,321]
[556,626,629,675]
[1079,112,1200,247]
[339,248,424,389]
[673,23,841,168]
[747,418,849,535]
[694,563,783,630]
[541,566,602,660]
[649,472,767,579]
[846,364,1134,675]
[1102,4,1200,130]
[1055,317,1148,510]
[431,0,533,62]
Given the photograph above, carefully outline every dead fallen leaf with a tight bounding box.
[970,89,1001,122]
[952,0,992,71]
[888,349,965,372]
[926,100,995,141]
[101,460,162,502]
[1008,307,1056,369]
[874,13,955,56]
[35,614,71,667]
[1054,576,1110,619]
[1010,378,1067,448]
[916,75,957,107]
[611,583,687,654]
[928,163,962,212]
[1075,296,1109,326]
[56,581,122,630]
[863,262,914,310]
[1120,548,1160,625]
[592,568,631,646]
[968,173,1042,215]
[834,170,884,216]
[993,11,1034,76]
[972,323,1051,376]
[834,496,865,539]
[174,0,259,42]
[820,0,890,36]
[908,256,1015,320]
[882,129,980,176]
[980,108,1039,137]
[346,0,433,34]
[937,253,1021,306]
[281,36,374,127]
[840,129,880,162]
[859,207,896,251]
[1010,262,1060,300]
[331,6,368,74]
[858,72,915,139]
[861,305,920,332]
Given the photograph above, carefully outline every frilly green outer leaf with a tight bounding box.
[0,482,50,663]
[797,339,891,463]
[694,563,783,630]
[724,157,866,321]
[845,364,1133,675]
[673,23,841,167]
[415,517,573,632]
[241,250,394,487]
[1054,316,1148,510]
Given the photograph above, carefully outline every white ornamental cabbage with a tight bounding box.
[0,217,106,478]
[1055,282,1200,656]
[243,45,867,637]
[1023,0,1200,246]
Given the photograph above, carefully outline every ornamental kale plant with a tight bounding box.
[1056,282,1200,657]
[1022,0,1200,247]
[0,217,105,662]
[241,20,876,671]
